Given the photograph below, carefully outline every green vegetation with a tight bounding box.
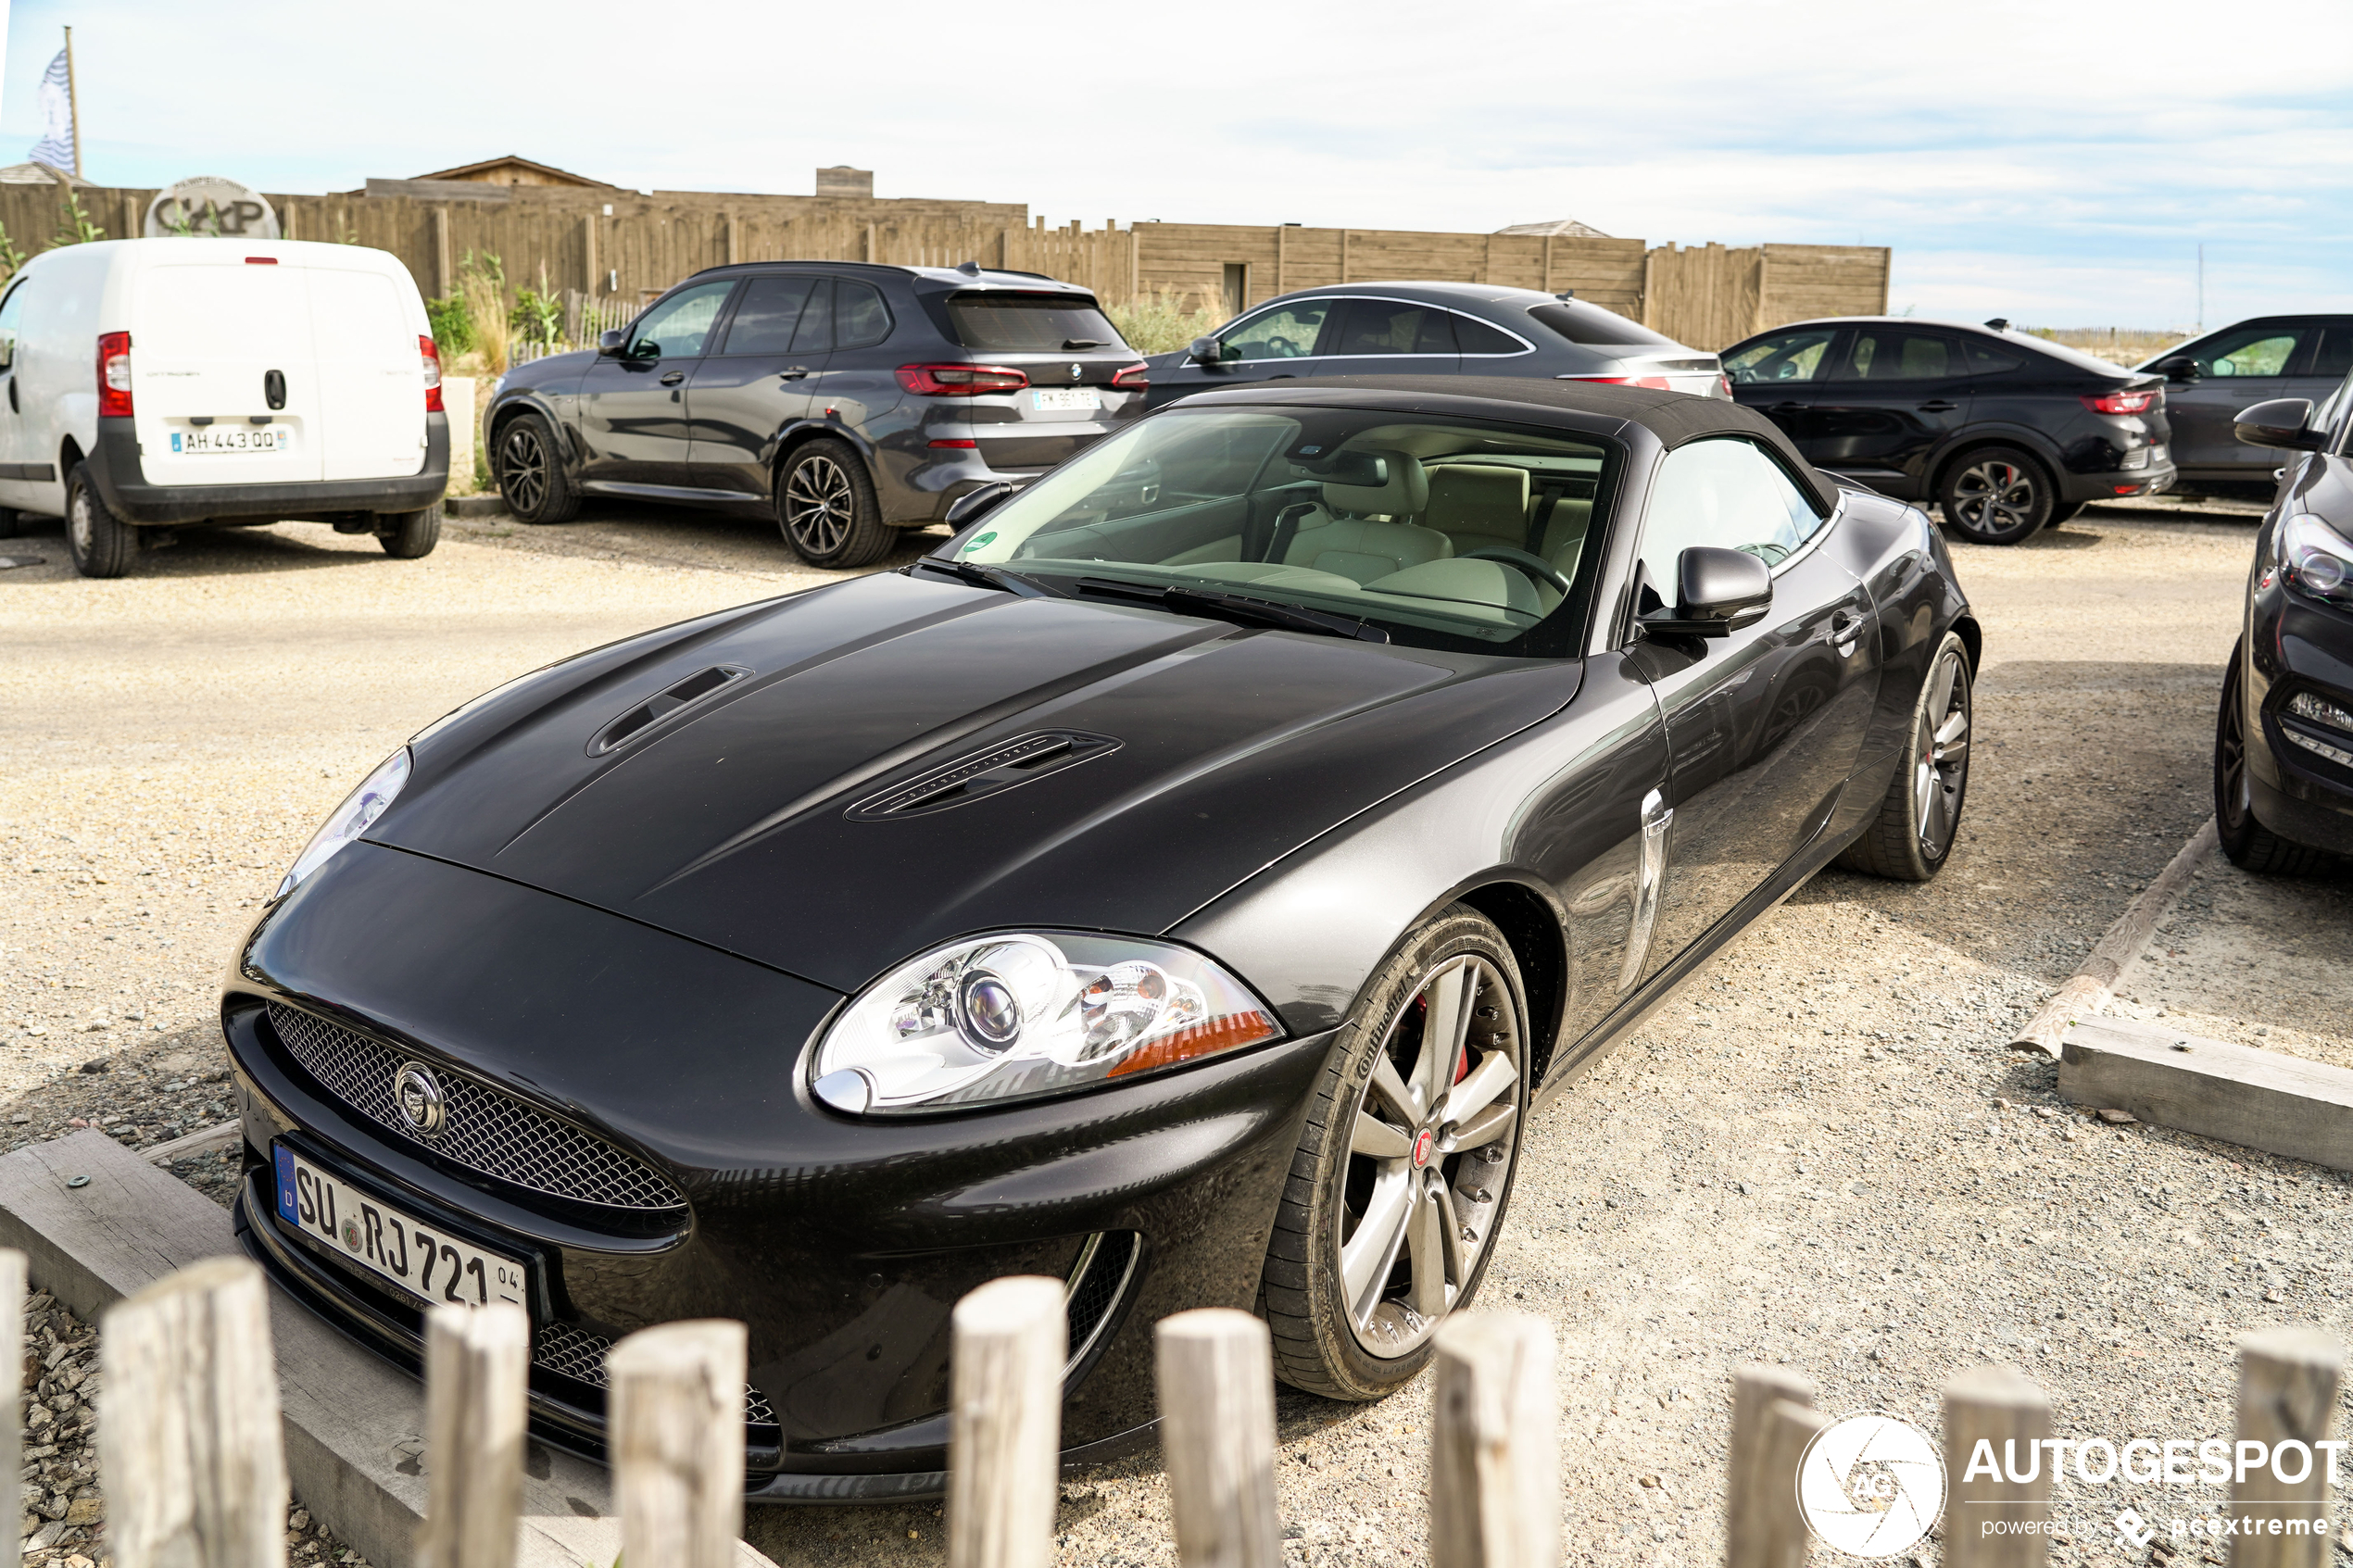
[51,193,104,248]
[509,263,563,345]
[1104,286,1226,356]
[426,295,477,358]
[0,223,26,282]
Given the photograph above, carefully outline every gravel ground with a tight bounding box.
[6,495,2350,1568]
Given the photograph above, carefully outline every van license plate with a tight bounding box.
[1031,389,1099,412]
[272,1143,528,1309]
[172,428,289,454]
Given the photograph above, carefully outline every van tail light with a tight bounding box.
[97,332,132,418]
[1561,373,1672,391]
[2082,388,2159,415]
[1111,362,1150,391]
[420,334,444,413]
[896,363,1029,397]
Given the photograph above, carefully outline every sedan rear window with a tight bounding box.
[946,293,1126,353]
[1527,301,1676,347]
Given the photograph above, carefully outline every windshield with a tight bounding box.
[946,408,1618,652]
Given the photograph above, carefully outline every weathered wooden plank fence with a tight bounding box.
[53,1249,2334,1568]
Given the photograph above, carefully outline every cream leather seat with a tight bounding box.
[1536,495,1595,580]
[1278,450,1452,584]
[1423,464,1532,557]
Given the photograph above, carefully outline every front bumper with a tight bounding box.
[2245,592,2353,859]
[94,414,450,526]
[224,840,1331,1499]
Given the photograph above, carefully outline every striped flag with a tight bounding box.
[29,49,73,172]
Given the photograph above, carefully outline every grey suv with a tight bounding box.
[485,262,1147,566]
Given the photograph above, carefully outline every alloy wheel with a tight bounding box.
[2217,663,2253,833]
[1334,953,1521,1358]
[784,455,856,557]
[1914,646,1971,859]
[68,487,92,555]
[499,426,547,515]
[1949,459,2037,538]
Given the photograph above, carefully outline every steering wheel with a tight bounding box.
[1461,546,1573,597]
[1265,335,1299,358]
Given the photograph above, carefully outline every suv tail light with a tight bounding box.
[1561,373,1672,391]
[97,332,132,418]
[1111,363,1149,391]
[2082,388,2159,415]
[896,363,1029,397]
[420,334,444,413]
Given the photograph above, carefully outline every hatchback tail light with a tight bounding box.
[2082,388,2160,415]
[1561,373,1672,391]
[896,364,1029,397]
[97,332,132,418]
[420,334,444,413]
[1111,363,1150,391]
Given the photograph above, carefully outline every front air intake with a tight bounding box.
[845,730,1120,821]
[589,665,749,755]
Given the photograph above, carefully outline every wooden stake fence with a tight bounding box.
[33,1253,2344,1568]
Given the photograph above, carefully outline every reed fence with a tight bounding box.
[42,1246,2334,1568]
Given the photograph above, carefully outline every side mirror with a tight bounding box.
[598,331,627,357]
[2154,355,2202,384]
[2234,397,2324,450]
[1642,546,1774,638]
[1188,335,1222,365]
[944,480,1020,528]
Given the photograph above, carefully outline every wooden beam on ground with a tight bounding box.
[2058,1016,2353,1173]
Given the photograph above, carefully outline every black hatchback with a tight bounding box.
[1721,318,2174,544]
[485,263,1148,567]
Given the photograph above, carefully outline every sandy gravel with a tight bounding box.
[4,495,2349,1568]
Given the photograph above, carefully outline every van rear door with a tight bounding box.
[132,259,323,485]
[306,264,426,481]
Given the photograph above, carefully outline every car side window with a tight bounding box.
[1636,438,1827,607]
[1452,314,1527,356]
[836,280,893,349]
[1724,329,1839,384]
[1831,330,1958,382]
[1219,301,1330,361]
[719,275,817,356]
[790,279,836,354]
[626,280,736,360]
[2305,325,2353,382]
[2190,326,2303,378]
[0,279,26,370]
[1964,339,2029,376]
[1327,299,1456,357]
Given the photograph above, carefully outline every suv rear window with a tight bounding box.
[947,293,1126,353]
[1527,301,1676,347]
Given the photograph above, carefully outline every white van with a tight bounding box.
[0,237,450,576]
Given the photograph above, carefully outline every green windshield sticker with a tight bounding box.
[963,532,998,553]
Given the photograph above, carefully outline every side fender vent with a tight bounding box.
[847,730,1120,821]
[589,665,749,756]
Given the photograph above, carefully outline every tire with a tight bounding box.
[776,438,893,568]
[2046,501,2086,525]
[1261,905,1528,1400]
[377,503,442,559]
[494,412,579,525]
[1939,445,2054,545]
[1838,631,1972,880]
[65,462,135,578]
[2214,643,2331,875]
[0,507,20,539]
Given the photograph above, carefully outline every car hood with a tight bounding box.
[370,572,1579,993]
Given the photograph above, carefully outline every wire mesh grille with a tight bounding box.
[533,1321,777,1424]
[266,1002,687,1212]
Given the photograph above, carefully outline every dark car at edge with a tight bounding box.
[484,261,1148,568]
[223,376,1979,1500]
[1721,316,2173,545]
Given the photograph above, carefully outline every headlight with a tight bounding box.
[274,747,411,898]
[811,932,1281,1114]
[2278,513,2353,609]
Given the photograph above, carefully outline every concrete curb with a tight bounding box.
[0,1130,776,1567]
[2008,816,2218,1058]
[447,495,509,520]
[2058,1015,2353,1173]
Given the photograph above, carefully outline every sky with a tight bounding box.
[4,0,2350,330]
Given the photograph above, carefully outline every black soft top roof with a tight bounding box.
[1176,374,1842,514]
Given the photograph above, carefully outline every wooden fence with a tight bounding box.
[0,180,1885,352]
[10,1241,2345,1568]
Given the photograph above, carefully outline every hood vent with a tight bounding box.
[589,665,749,756]
[847,730,1120,821]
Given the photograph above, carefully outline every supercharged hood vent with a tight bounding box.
[847,730,1119,821]
[590,665,749,756]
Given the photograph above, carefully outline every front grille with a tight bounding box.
[266,1002,687,1212]
[533,1322,778,1425]
[1064,1230,1139,1368]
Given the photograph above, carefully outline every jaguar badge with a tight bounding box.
[394,1062,446,1136]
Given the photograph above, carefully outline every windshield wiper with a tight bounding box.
[909,558,1065,598]
[1062,338,1105,350]
[1072,578,1388,642]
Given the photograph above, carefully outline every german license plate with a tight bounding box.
[1031,388,1100,412]
[272,1144,527,1309]
[171,427,290,455]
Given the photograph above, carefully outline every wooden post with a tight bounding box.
[1430,1313,1556,1568]
[1275,225,1286,295]
[1156,1310,1279,1568]
[1943,1366,2051,1568]
[607,1320,747,1568]
[434,207,453,299]
[1726,1366,1815,1568]
[417,1303,531,1568]
[1340,229,1352,284]
[1542,234,1554,295]
[0,1248,21,1568]
[949,1275,1066,1568]
[99,1256,289,1568]
[726,212,740,266]
[2231,1328,2343,1568]
[583,212,598,296]
[863,222,876,263]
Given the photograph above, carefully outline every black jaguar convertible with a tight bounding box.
[224,377,1978,1499]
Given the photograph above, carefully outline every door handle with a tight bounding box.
[777,367,810,381]
[6,377,14,414]
[1768,401,1805,413]
[660,370,686,386]
[1618,788,1674,991]
[1916,399,1960,412]
[1830,608,1866,653]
